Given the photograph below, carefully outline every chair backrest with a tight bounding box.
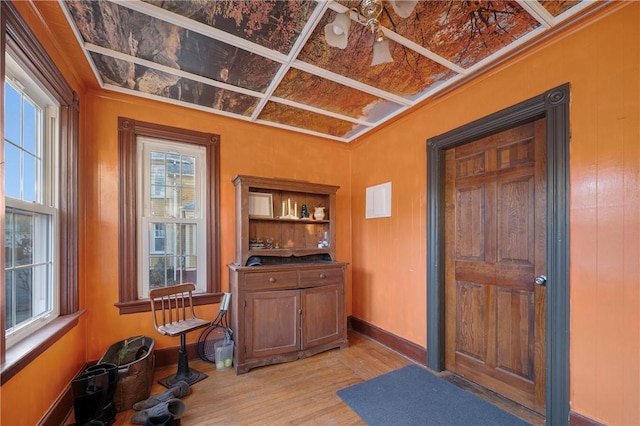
[149,283,207,337]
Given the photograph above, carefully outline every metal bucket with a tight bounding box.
[98,335,155,412]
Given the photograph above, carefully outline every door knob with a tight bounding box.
[534,275,547,286]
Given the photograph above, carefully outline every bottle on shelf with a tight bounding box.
[318,231,330,248]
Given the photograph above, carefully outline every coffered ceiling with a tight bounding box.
[60,0,603,142]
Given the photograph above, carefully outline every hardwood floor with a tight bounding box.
[109,331,543,425]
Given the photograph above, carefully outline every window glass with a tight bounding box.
[4,143,20,199]
[4,83,21,144]
[23,99,37,154]
[138,138,206,298]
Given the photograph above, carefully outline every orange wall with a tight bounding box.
[349,2,639,425]
[1,325,86,425]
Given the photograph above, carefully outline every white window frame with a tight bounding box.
[137,137,207,299]
[4,54,60,348]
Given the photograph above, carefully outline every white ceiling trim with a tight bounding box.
[249,1,330,122]
[58,0,107,88]
[249,63,292,122]
[551,0,604,25]
[518,0,555,27]
[382,29,467,75]
[286,1,332,63]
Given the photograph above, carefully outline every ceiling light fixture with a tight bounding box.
[324,0,417,66]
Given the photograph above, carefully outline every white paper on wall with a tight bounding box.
[366,182,391,219]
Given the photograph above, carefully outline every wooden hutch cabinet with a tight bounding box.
[228,175,348,374]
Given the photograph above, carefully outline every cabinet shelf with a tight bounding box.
[248,248,330,256]
[249,216,330,224]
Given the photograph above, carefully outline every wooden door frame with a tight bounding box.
[426,83,570,425]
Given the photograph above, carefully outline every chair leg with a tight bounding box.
[158,334,208,389]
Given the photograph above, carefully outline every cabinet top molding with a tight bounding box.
[232,175,340,194]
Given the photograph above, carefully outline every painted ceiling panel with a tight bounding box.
[89,52,259,116]
[375,1,543,68]
[258,102,363,137]
[273,68,403,121]
[141,0,318,55]
[539,0,584,17]
[59,0,601,142]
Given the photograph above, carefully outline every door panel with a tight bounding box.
[245,290,300,359]
[302,284,343,349]
[445,120,546,413]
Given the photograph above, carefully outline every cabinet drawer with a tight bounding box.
[244,271,298,290]
[298,268,343,287]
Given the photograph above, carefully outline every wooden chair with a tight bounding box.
[149,283,210,388]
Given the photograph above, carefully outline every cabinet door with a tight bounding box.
[245,290,300,359]
[301,284,343,349]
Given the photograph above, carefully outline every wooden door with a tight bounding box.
[444,119,547,413]
[244,290,300,359]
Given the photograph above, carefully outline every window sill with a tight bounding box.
[115,292,223,315]
[1,310,85,385]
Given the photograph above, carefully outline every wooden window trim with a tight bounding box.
[116,117,221,314]
[1,311,83,385]
[0,1,79,373]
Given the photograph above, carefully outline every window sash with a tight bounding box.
[4,79,43,203]
[137,138,207,298]
[4,208,58,345]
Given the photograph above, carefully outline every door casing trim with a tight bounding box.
[426,83,570,425]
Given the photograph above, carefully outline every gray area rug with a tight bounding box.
[337,365,530,425]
